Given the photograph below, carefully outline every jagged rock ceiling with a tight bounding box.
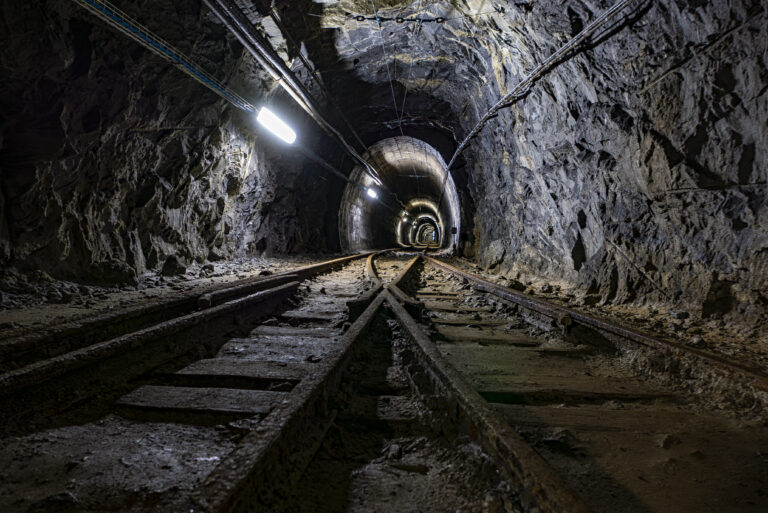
[1,0,766,328]
[274,0,767,323]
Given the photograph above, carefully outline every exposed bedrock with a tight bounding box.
[462,0,768,324]
[0,0,338,285]
[1,0,767,328]
[295,0,767,324]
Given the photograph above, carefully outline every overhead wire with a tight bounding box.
[435,0,639,214]
[201,0,388,184]
[446,0,638,170]
[269,7,368,152]
[370,0,401,126]
[395,0,424,200]
[369,0,439,216]
[69,0,386,203]
[71,0,255,112]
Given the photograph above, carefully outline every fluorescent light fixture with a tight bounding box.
[257,107,296,144]
[366,187,378,199]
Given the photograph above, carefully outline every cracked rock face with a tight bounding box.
[289,0,767,324]
[2,0,767,328]
[0,0,337,284]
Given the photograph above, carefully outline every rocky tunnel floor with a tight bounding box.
[0,255,329,336]
[1,249,767,513]
[435,257,768,379]
[401,261,768,513]
[265,314,518,513]
[0,258,373,512]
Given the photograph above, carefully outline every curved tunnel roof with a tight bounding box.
[338,136,460,252]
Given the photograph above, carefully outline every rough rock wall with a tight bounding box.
[0,0,333,284]
[462,0,768,324]
[312,0,767,325]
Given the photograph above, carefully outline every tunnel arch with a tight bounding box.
[338,136,460,252]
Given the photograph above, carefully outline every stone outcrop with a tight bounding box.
[0,0,337,285]
[296,0,767,325]
[2,0,767,329]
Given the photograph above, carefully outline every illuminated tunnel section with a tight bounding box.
[338,136,460,252]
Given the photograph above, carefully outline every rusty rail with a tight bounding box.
[190,285,388,512]
[384,255,422,306]
[1,253,377,399]
[426,256,768,392]
[198,274,299,309]
[385,289,594,513]
[197,252,375,309]
[0,282,299,398]
[0,253,374,367]
[365,253,382,285]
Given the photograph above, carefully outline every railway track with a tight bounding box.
[1,252,766,512]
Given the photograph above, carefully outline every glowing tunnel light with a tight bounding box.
[257,107,296,144]
[366,187,378,199]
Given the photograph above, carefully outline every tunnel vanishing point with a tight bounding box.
[1,1,767,512]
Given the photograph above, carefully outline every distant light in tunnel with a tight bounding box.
[366,187,378,199]
[256,107,296,144]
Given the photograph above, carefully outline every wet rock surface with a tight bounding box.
[3,0,766,331]
[280,0,768,330]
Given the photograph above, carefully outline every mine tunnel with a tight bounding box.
[1,1,767,512]
[339,136,460,252]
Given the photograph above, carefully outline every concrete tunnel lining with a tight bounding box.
[338,136,461,252]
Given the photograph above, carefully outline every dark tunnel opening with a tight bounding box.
[338,136,460,252]
[1,0,768,511]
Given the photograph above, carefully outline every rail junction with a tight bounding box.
[1,251,767,512]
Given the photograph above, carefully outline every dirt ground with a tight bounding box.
[442,257,768,376]
[0,255,326,338]
[0,415,238,513]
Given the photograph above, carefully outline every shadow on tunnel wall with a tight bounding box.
[271,0,475,255]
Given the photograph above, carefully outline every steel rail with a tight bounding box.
[365,254,382,284]
[0,282,299,398]
[426,256,768,392]
[197,274,299,309]
[385,288,594,513]
[189,282,388,513]
[0,253,374,394]
[0,253,374,358]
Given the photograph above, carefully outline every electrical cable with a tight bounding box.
[69,0,395,210]
[71,0,255,112]
[202,0,388,188]
[435,0,638,214]
[269,7,368,152]
[446,0,637,170]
